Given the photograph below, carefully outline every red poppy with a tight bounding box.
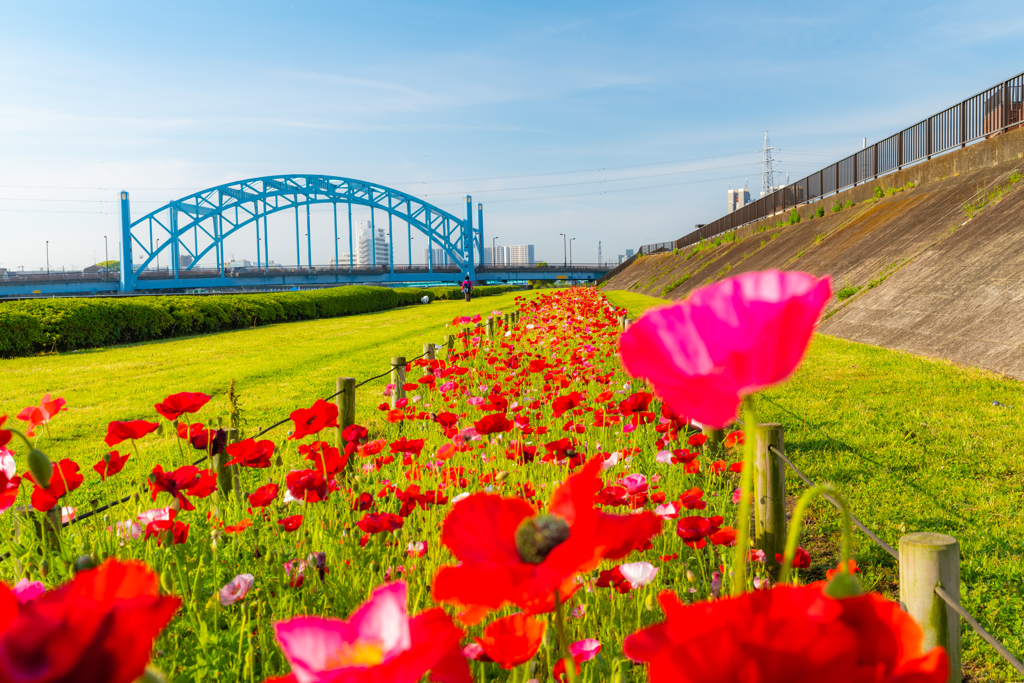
[187,469,218,499]
[145,519,189,545]
[225,439,276,468]
[595,566,630,593]
[93,451,130,481]
[724,430,745,448]
[389,437,425,455]
[288,399,338,440]
[826,560,861,581]
[435,412,459,429]
[551,392,583,418]
[148,464,201,511]
[623,584,948,683]
[709,526,737,547]
[248,482,279,508]
[299,441,348,478]
[153,391,210,421]
[278,515,304,532]
[178,424,227,454]
[285,469,329,503]
[687,433,707,447]
[104,420,159,447]
[224,518,252,534]
[0,559,180,683]
[678,487,706,510]
[0,415,11,449]
[0,467,19,513]
[474,413,513,435]
[16,394,66,438]
[619,392,653,415]
[675,515,722,550]
[433,457,662,623]
[357,512,404,534]
[777,546,812,569]
[474,613,547,669]
[24,459,84,512]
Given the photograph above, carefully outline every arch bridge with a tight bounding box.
[118,174,484,291]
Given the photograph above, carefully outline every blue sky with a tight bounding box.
[1,0,1021,270]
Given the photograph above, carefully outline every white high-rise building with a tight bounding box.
[485,244,534,266]
[728,188,751,213]
[423,248,453,266]
[355,220,390,266]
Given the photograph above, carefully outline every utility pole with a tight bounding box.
[569,238,576,267]
[559,233,567,267]
[761,131,779,197]
[104,235,109,281]
[45,241,49,277]
[492,236,499,266]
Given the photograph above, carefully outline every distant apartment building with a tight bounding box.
[625,249,635,259]
[485,244,534,266]
[727,188,751,213]
[423,247,454,266]
[355,220,390,266]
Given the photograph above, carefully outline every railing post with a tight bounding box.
[899,533,961,682]
[390,357,407,408]
[335,377,356,450]
[754,424,787,576]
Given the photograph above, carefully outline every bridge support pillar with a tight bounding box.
[119,191,134,292]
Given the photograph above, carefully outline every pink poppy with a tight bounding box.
[271,581,470,683]
[618,270,831,428]
[11,579,46,603]
[219,574,255,606]
[617,473,648,496]
[619,562,658,588]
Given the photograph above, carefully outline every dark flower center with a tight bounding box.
[515,514,571,564]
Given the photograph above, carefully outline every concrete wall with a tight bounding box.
[601,126,1024,379]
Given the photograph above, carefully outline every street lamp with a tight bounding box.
[45,241,49,277]
[156,239,160,272]
[492,236,499,266]
[559,233,566,267]
[569,238,576,268]
[104,235,109,281]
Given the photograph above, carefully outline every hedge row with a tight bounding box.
[0,284,517,357]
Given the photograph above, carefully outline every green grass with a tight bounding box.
[0,290,535,466]
[607,289,1024,681]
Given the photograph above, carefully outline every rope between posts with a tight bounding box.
[933,586,1024,675]
[768,444,898,560]
[57,346,441,531]
[769,445,1024,674]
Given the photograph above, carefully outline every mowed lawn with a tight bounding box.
[605,289,1024,682]
[1,289,538,462]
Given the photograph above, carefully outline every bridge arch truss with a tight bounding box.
[118,175,485,291]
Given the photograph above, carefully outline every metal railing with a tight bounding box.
[616,69,1024,269]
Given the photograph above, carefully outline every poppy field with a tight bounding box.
[0,277,960,682]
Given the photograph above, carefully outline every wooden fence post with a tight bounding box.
[754,423,786,576]
[14,505,61,551]
[391,357,407,408]
[486,317,495,339]
[423,343,436,361]
[335,377,356,450]
[900,533,961,682]
[215,428,240,497]
[623,318,632,331]
[446,334,455,358]
[701,426,725,449]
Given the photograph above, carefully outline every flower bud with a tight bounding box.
[824,571,863,599]
[686,569,696,583]
[495,471,509,482]
[27,449,53,489]
[74,554,97,573]
[160,567,175,593]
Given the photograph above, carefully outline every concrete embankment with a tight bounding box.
[601,126,1024,379]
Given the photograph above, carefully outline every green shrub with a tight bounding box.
[0,284,518,356]
[788,209,801,225]
[874,186,884,198]
[816,205,825,217]
[844,199,854,209]
[0,309,46,357]
[831,201,842,213]
[836,284,862,301]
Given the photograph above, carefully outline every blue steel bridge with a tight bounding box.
[0,174,610,297]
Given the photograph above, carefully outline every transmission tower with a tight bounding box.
[760,131,779,198]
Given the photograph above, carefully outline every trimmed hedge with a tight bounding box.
[0,284,518,357]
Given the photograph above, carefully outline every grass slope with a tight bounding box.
[606,290,1024,682]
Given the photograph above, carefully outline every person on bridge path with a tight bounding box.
[462,276,473,302]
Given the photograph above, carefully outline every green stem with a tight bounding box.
[553,591,576,683]
[731,399,758,596]
[778,483,853,584]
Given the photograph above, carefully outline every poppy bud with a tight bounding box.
[686,569,697,583]
[514,514,571,564]
[275,455,284,467]
[495,471,509,482]
[74,554,97,573]
[369,561,380,572]
[27,448,53,489]
[645,594,657,611]
[160,566,175,593]
[824,571,863,599]
[156,421,165,436]
[40,560,50,578]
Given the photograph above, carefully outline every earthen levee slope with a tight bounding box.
[601,126,1024,379]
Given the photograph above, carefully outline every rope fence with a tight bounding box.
[762,436,1024,677]
[12,311,522,545]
